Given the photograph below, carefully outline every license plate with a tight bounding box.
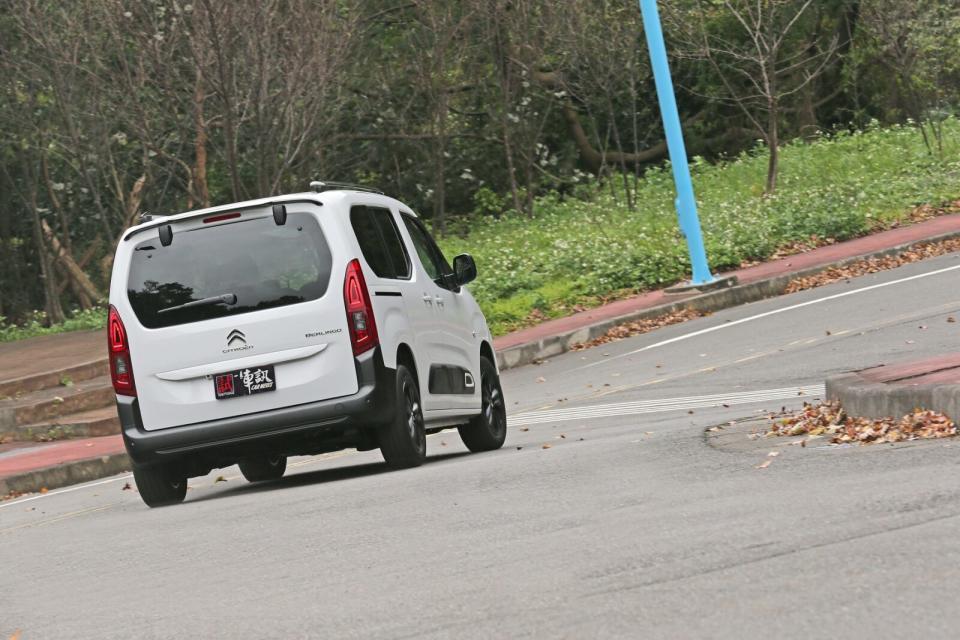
[214,365,276,400]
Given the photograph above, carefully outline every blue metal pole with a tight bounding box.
[639,0,715,285]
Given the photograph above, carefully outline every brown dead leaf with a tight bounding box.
[571,309,703,351]
[214,475,227,483]
[949,316,956,323]
[541,443,552,449]
[767,400,956,445]
[767,451,780,457]
[122,482,132,491]
[756,460,772,469]
[440,441,447,446]
[10,630,22,640]
[535,376,546,383]
[39,487,48,494]
[785,236,960,294]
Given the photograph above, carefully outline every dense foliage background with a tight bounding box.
[1,0,958,332]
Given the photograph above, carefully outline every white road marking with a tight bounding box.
[510,385,824,426]
[576,262,960,370]
[0,473,133,511]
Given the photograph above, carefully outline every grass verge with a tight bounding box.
[438,121,960,335]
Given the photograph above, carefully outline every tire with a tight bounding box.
[458,356,507,452]
[379,363,427,469]
[239,455,287,483]
[133,463,187,508]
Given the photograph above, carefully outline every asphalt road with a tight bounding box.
[4,251,960,639]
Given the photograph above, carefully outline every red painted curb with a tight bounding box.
[0,435,125,479]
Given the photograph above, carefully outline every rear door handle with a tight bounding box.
[434,296,445,307]
[422,294,433,305]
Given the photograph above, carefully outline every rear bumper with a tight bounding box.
[117,347,394,466]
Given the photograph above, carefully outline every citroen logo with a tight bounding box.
[227,329,246,346]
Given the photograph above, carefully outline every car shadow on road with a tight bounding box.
[186,451,473,504]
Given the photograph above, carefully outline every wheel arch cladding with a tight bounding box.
[396,342,418,386]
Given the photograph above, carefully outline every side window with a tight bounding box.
[401,214,451,284]
[350,206,411,279]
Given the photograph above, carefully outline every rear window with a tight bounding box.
[127,212,333,329]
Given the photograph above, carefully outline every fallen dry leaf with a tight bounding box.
[440,441,447,446]
[767,401,956,445]
[214,475,227,483]
[756,460,773,469]
[784,236,960,294]
[571,309,703,351]
[122,482,132,491]
[948,316,956,323]
[535,377,546,383]
[767,451,780,457]
[520,427,530,432]
[541,443,552,449]
[39,487,48,494]
[10,630,22,640]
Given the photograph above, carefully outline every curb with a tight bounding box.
[0,453,130,497]
[826,373,960,422]
[495,227,960,371]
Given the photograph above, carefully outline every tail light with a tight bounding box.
[108,305,136,396]
[343,259,379,356]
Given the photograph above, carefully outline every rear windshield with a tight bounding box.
[127,212,333,329]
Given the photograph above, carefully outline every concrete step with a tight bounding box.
[2,406,120,443]
[0,375,115,431]
[0,357,109,399]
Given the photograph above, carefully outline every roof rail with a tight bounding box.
[309,180,384,195]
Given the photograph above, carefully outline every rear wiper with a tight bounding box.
[158,293,238,315]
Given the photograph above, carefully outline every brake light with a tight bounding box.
[202,212,241,224]
[108,305,136,396]
[343,259,379,356]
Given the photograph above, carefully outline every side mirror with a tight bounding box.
[453,253,478,286]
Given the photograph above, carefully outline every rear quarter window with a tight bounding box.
[350,206,411,279]
[127,212,332,329]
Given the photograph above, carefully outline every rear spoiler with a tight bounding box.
[123,198,325,242]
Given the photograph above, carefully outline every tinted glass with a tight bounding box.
[402,215,451,282]
[127,212,332,329]
[350,206,410,279]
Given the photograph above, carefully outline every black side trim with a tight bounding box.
[428,364,476,395]
[374,291,403,297]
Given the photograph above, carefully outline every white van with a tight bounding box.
[109,183,506,507]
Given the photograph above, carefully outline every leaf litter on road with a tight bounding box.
[767,401,956,445]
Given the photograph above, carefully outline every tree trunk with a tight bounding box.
[765,99,780,195]
[40,219,102,306]
[27,175,65,325]
[193,69,211,208]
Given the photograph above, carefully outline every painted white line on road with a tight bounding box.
[0,473,133,511]
[510,384,824,426]
[576,261,960,370]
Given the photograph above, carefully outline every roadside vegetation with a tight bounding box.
[1,1,959,340]
[442,121,960,334]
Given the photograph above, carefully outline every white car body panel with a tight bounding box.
[110,190,489,433]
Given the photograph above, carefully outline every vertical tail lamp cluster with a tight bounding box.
[343,259,379,356]
[108,305,136,396]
